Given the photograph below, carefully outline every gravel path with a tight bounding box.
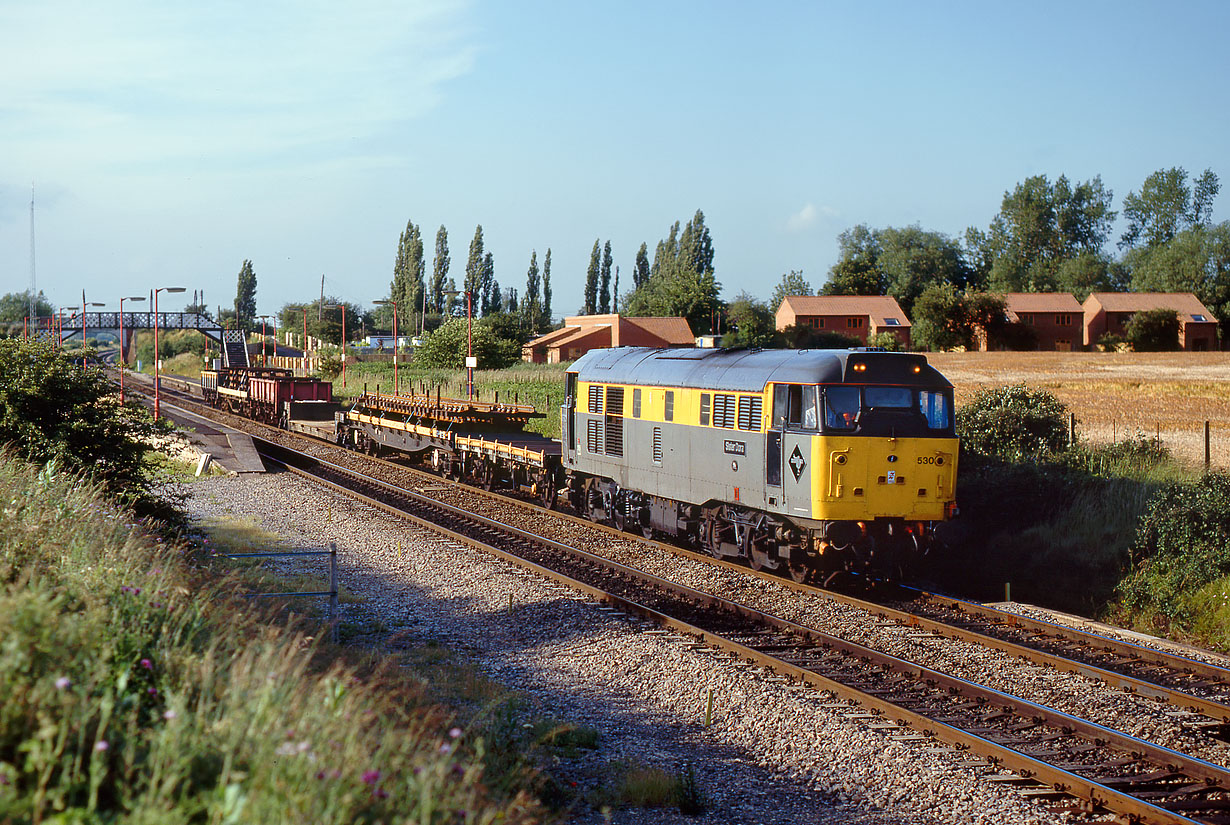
[177,471,1067,825]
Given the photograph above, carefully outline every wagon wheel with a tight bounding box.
[477,461,495,491]
[611,495,627,532]
[537,471,557,509]
[787,561,813,584]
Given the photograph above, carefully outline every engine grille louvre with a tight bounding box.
[713,394,736,428]
[588,385,603,414]
[652,427,662,464]
[586,419,601,453]
[738,396,762,431]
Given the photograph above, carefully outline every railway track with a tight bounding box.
[248,435,1230,824]
[131,378,1230,821]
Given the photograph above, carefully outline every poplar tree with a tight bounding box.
[599,240,613,313]
[391,220,425,319]
[523,250,542,333]
[465,225,485,309]
[633,242,650,288]
[234,259,257,328]
[431,225,449,313]
[542,248,553,328]
[583,239,600,314]
[481,252,496,315]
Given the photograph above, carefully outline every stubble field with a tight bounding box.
[928,351,1230,468]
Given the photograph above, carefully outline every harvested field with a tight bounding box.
[928,352,1230,468]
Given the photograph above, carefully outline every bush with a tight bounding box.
[865,331,905,351]
[1117,473,1230,628]
[955,384,1070,461]
[1124,308,1181,352]
[1097,332,1128,352]
[415,318,520,369]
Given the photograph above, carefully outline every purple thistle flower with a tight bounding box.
[147,687,158,696]
[449,727,462,738]
[140,658,153,670]
[362,770,381,785]
[55,677,71,690]
[373,787,389,799]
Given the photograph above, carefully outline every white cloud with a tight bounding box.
[0,1,476,180]
[785,202,837,232]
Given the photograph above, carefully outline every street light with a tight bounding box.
[153,287,186,420]
[118,295,145,402]
[257,315,272,367]
[81,294,105,371]
[442,290,475,400]
[322,304,348,388]
[372,299,399,395]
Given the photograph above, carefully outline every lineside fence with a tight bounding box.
[220,542,340,643]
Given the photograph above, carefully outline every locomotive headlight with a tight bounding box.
[853,363,866,372]
[913,365,921,373]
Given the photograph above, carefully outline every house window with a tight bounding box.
[884,318,900,326]
[1055,314,1072,326]
[1020,313,1033,325]
[846,317,865,329]
[1194,314,1207,322]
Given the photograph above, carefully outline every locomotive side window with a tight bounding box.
[632,388,641,418]
[664,390,674,422]
[700,393,711,426]
[918,390,952,430]
[802,386,818,429]
[824,386,860,430]
[772,385,789,429]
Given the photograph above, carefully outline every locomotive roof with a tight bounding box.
[568,347,952,392]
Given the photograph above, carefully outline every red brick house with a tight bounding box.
[521,314,695,363]
[1082,293,1218,351]
[999,292,1083,351]
[774,295,911,348]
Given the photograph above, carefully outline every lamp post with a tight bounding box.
[153,287,186,420]
[302,306,309,373]
[118,295,145,402]
[257,315,271,367]
[442,290,475,400]
[322,304,347,388]
[372,299,399,395]
[81,294,105,371]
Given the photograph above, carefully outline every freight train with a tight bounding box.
[205,346,959,581]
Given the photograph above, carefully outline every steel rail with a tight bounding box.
[254,436,1227,825]
[137,378,1230,730]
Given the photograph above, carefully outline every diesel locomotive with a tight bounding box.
[562,347,958,581]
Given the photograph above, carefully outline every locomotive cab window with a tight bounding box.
[776,385,818,430]
[864,387,912,408]
[824,386,860,430]
[918,390,952,430]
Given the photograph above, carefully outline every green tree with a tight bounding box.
[910,282,969,351]
[1128,222,1230,338]
[877,225,972,316]
[0,337,159,505]
[391,220,425,321]
[234,259,257,329]
[1120,167,1220,250]
[625,210,722,334]
[431,225,450,313]
[599,240,613,314]
[480,252,496,315]
[823,225,887,296]
[465,226,485,312]
[983,174,1116,292]
[414,317,519,369]
[522,250,542,334]
[633,242,650,289]
[770,270,812,311]
[583,239,600,314]
[1124,308,1181,351]
[541,248,553,328]
[0,290,54,324]
[1053,252,1122,302]
[723,292,776,348]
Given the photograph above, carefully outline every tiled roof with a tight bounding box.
[623,316,695,344]
[1002,292,1083,314]
[778,295,911,327]
[1084,292,1217,322]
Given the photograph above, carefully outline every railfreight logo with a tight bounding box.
[723,440,746,456]
[789,445,806,481]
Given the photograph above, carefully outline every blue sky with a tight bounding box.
[2,0,1227,321]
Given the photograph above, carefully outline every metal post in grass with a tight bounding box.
[1070,413,1076,446]
[1207,421,1212,467]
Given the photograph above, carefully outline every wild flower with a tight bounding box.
[94,741,109,752]
[147,687,158,697]
[439,743,451,754]
[449,727,462,738]
[140,658,153,670]
[373,788,389,799]
[55,677,71,690]
[362,770,381,785]
[162,710,177,721]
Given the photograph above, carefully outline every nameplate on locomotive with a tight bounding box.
[723,440,746,456]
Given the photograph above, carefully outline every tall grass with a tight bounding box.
[0,453,541,824]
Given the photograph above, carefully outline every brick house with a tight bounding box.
[999,293,1084,351]
[1082,293,1219,351]
[521,314,695,364]
[774,295,911,348]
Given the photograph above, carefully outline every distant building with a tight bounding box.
[1082,293,1219,351]
[774,295,911,348]
[521,314,696,364]
[998,293,1084,351]
[365,335,412,349]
